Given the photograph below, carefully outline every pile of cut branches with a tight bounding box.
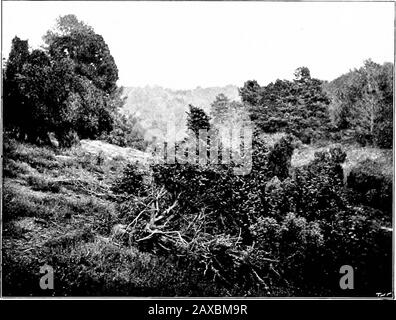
[115,186,277,293]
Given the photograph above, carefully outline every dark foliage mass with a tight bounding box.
[347,159,392,216]
[325,60,393,148]
[240,67,331,144]
[115,107,391,296]
[240,63,393,148]
[3,15,145,149]
[186,104,211,137]
[112,162,147,196]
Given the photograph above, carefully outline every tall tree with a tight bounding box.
[186,104,211,137]
[241,67,331,143]
[327,60,393,147]
[294,66,311,81]
[210,93,230,124]
[46,14,119,94]
[3,15,123,146]
[3,37,30,135]
[239,80,261,106]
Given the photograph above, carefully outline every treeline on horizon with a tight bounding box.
[2,15,393,150]
[239,62,393,148]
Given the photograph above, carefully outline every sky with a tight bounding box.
[2,1,394,90]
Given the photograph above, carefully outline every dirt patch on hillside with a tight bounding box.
[80,139,150,163]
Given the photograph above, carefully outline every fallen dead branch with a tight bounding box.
[116,186,278,292]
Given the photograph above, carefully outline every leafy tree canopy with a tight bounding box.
[186,104,211,137]
[3,15,123,147]
[326,59,393,148]
[240,67,331,143]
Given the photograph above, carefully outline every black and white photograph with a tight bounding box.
[0,0,394,300]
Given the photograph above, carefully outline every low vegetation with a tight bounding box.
[2,138,225,296]
[3,130,392,296]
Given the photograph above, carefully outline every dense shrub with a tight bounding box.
[267,135,294,179]
[291,147,347,221]
[347,159,392,217]
[373,121,393,149]
[134,137,391,296]
[112,162,147,196]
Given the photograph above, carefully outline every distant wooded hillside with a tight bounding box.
[120,85,240,140]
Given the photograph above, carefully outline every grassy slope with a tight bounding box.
[2,137,392,296]
[2,139,222,296]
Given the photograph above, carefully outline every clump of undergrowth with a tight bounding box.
[347,158,392,218]
[2,134,391,297]
[112,162,148,196]
[114,134,392,296]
